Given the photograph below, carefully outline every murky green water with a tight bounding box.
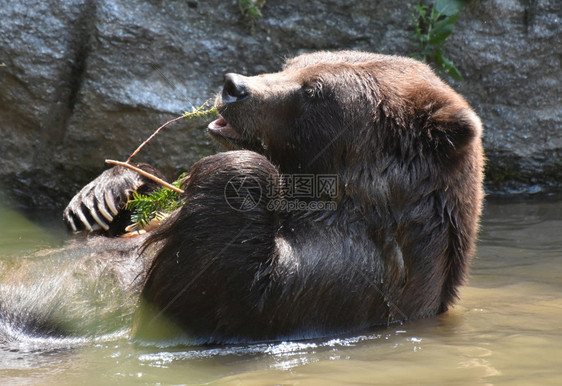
[0,199,561,385]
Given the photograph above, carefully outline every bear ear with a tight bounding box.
[303,78,324,99]
[427,107,482,156]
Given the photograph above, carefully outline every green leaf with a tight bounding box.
[239,0,265,20]
[248,7,262,18]
[435,51,464,80]
[428,13,459,45]
[414,4,429,19]
[434,0,467,16]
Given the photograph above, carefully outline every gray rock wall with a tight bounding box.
[451,0,561,194]
[0,0,560,209]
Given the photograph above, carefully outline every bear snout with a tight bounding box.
[222,73,250,104]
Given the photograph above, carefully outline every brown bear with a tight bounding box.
[63,51,485,344]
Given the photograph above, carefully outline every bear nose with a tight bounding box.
[222,73,250,104]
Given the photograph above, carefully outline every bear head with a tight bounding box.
[208,51,482,182]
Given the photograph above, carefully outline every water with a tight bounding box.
[0,199,561,385]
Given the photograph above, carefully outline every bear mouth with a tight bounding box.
[208,117,241,141]
[208,116,259,151]
[208,116,265,153]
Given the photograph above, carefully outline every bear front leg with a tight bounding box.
[63,163,167,236]
[135,151,280,343]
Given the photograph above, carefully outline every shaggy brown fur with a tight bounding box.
[136,51,484,343]
[65,51,485,344]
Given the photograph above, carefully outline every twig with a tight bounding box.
[126,115,185,163]
[126,101,216,163]
[105,159,185,194]
[107,101,215,194]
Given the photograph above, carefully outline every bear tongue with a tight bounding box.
[207,117,241,139]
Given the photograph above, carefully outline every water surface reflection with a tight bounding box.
[0,199,560,384]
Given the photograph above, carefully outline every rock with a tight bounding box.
[449,0,561,195]
[0,0,560,209]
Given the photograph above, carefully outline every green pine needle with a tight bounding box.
[126,173,186,229]
[182,100,217,121]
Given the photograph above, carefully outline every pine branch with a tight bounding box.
[105,100,216,232]
[126,174,186,229]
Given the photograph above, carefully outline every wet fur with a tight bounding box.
[135,51,484,343]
